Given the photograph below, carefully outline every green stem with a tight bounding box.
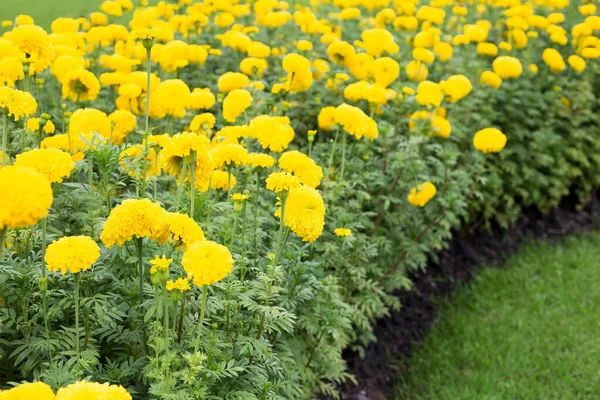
[177,297,185,344]
[240,202,248,281]
[145,48,151,132]
[273,193,288,267]
[326,128,340,179]
[227,165,232,198]
[41,218,49,337]
[189,155,196,219]
[137,238,144,307]
[194,285,208,353]
[74,273,80,357]
[175,161,188,211]
[340,131,347,181]
[154,285,160,323]
[253,172,261,256]
[88,157,93,189]
[163,285,169,334]
[2,112,8,168]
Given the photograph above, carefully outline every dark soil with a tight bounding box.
[335,192,600,400]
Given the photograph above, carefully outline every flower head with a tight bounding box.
[278,150,323,188]
[100,199,167,247]
[55,381,131,400]
[334,228,352,237]
[0,166,53,229]
[14,148,74,183]
[265,171,301,193]
[45,236,100,275]
[407,182,437,207]
[0,86,38,120]
[2,382,55,400]
[182,241,234,287]
[166,278,190,292]
[473,128,507,153]
[62,69,101,102]
[281,185,326,242]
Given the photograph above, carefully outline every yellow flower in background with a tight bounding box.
[0,57,24,87]
[166,278,191,292]
[154,79,191,118]
[0,166,53,229]
[5,25,52,73]
[542,48,566,72]
[480,71,502,88]
[62,69,101,102]
[492,56,523,79]
[182,240,234,287]
[222,89,252,122]
[15,149,74,183]
[210,170,236,190]
[45,236,100,275]
[0,87,38,120]
[265,171,301,193]
[473,128,507,153]
[281,185,326,242]
[334,228,352,237]
[407,182,437,207]
[119,145,159,180]
[440,74,472,103]
[247,153,275,169]
[568,55,586,72]
[318,106,337,131]
[188,88,216,110]
[248,115,295,152]
[69,108,111,139]
[149,255,172,274]
[218,72,250,93]
[100,198,167,247]
[416,81,444,107]
[278,150,323,188]
[157,212,205,248]
[190,113,216,134]
[406,60,429,82]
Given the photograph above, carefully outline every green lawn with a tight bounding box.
[1,0,103,28]
[396,233,600,399]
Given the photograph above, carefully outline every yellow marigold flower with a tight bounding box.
[190,113,216,134]
[218,72,250,93]
[281,185,325,242]
[100,198,168,247]
[109,110,137,145]
[278,150,323,188]
[265,171,301,193]
[0,166,53,229]
[154,79,191,118]
[416,80,444,107]
[56,381,131,400]
[182,240,233,287]
[160,132,212,178]
[0,57,24,87]
[408,182,437,207]
[542,48,565,72]
[433,42,453,61]
[473,127,507,153]
[247,152,275,169]
[90,12,108,26]
[210,143,248,169]
[231,193,250,202]
[371,57,400,88]
[409,111,451,138]
[101,0,123,17]
[360,28,399,57]
[480,71,502,88]
[529,63,539,73]
[119,145,159,180]
[61,69,101,102]
[413,47,435,64]
[14,149,74,183]
[166,277,190,292]
[146,134,170,149]
[296,40,313,51]
[492,56,522,79]
[5,25,52,74]
[118,83,142,99]
[1,382,55,400]
[149,255,172,274]
[51,17,79,34]
[222,89,252,122]
[188,88,216,110]
[2,20,14,29]
[334,228,352,237]
[210,170,236,190]
[248,115,295,152]
[45,236,100,275]
[568,55,586,72]
[317,106,337,131]
[51,55,85,84]
[156,212,205,248]
[0,86,38,121]
[334,103,379,140]
[405,60,428,82]
[440,74,471,103]
[100,71,126,86]
[476,42,498,57]
[240,57,268,77]
[69,108,111,139]
[581,47,600,59]
[327,40,356,65]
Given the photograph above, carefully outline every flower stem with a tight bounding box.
[177,297,185,344]
[175,161,188,212]
[194,285,208,353]
[2,112,8,168]
[154,285,160,323]
[74,273,80,357]
[273,193,288,266]
[145,48,151,132]
[253,172,261,256]
[0,228,6,257]
[326,128,340,179]
[163,285,169,334]
[340,131,347,181]
[189,155,196,219]
[41,218,50,337]
[136,238,148,353]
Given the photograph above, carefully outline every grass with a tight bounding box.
[396,233,600,400]
[2,0,105,29]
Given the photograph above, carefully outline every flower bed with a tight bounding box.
[1,0,600,399]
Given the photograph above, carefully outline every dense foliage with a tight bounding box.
[1,0,600,399]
